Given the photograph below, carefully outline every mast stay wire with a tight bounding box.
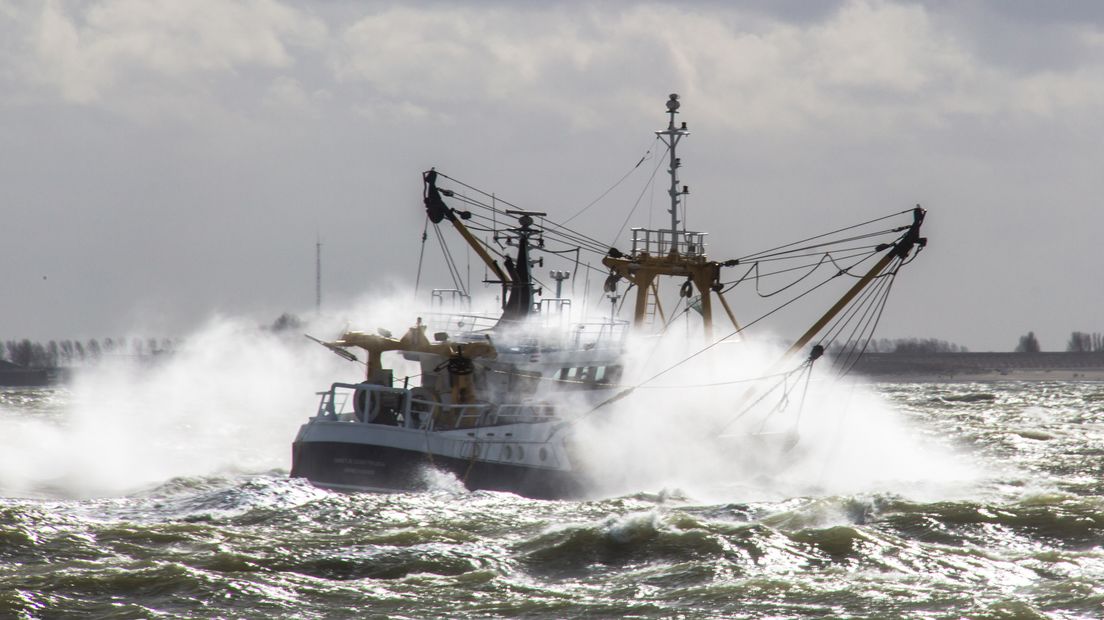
[716,220,911,298]
[560,215,922,433]
[834,277,896,377]
[719,249,881,298]
[414,215,430,298]
[744,232,903,262]
[436,171,914,275]
[731,229,903,263]
[819,266,890,355]
[446,210,612,281]
[734,209,914,263]
[563,137,660,224]
[819,258,900,377]
[750,253,835,298]
[454,196,610,257]
[432,224,468,296]
[713,358,815,436]
[719,248,877,288]
[432,172,915,371]
[732,243,885,265]
[428,211,608,289]
[744,247,887,299]
[831,277,895,377]
[559,249,877,431]
[465,211,904,346]
[441,172,913,309]
[423,171,922,439]
[610,149,670,247]
[436,173,613,252]
[821,260,895,348]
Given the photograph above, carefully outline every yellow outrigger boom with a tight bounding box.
[784,205,926,359]
[423,168,511,288]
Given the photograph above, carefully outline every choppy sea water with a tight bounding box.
[2,382,1103,619]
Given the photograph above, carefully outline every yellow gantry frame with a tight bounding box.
[332,320,497,404]
[601,252,735,340]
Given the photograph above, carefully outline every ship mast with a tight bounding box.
[602,94,739,340]
[658,94,689,243]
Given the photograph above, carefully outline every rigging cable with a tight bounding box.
[457,200,609,256]
[833,278,895,377]
[566,236,904,427]
[715,357,816,436]
[436,173,613,253]
[735,209,914,263]
[563,137,658,224]
[785,359,817,443]
[820,263,893,354]
[432,224,468,296]
[752,253,834,298]
[610,150,670,246]
[414,215,430,298]
[738,229,902,262]
[822,259,900,377]
[718,248,876,291]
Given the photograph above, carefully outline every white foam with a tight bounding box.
[568,332,985,503]
[0,315,353,497]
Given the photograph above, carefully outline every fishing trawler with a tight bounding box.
[290,94,927,499]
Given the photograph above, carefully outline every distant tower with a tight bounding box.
[315,237,322,313]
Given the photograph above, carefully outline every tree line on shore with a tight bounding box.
[0,338,177,368]
[1,315,302,369]
[829,338,968,354]
[864,338,968,353]
[10,334,969,365]
[4,327,1102,368]
[1015,331,1104,353]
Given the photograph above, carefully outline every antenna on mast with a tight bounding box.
[603,93,723,339]
[656,93,690,246]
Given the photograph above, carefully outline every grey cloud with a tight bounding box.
[29,0,326,105]
[2,0,1103,351]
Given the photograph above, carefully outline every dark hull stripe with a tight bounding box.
[291,440,587,500]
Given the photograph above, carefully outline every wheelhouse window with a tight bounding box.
[557,365,621,387]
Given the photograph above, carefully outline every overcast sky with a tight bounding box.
[2,0,1103,352]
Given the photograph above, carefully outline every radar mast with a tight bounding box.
[602,94,740,340]
[658,93,690,241]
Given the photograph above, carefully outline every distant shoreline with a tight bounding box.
[0,366,68,387]
[5,352,1104,387]
[845,352,1104,382]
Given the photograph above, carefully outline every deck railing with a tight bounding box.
[630,228,708,258]
[421,311,628,352]
[317,383,558,431]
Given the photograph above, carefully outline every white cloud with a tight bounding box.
[332,6,595,103]
[31,0,326,104]
[329,1,1104,134]
[4,0,1104,349]
[10,0,1104,134]
[811,0,957,91]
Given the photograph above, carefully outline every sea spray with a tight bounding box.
[0,284,491,498]
[0,285,467,498]
[0,289,984,501]
[0,316,352,497]
[1,368,1099,618]
[567,331,984,502]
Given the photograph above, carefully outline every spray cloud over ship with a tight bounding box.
[0,302,978,501]
[0,94,956,502]
[286,94,944,501]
